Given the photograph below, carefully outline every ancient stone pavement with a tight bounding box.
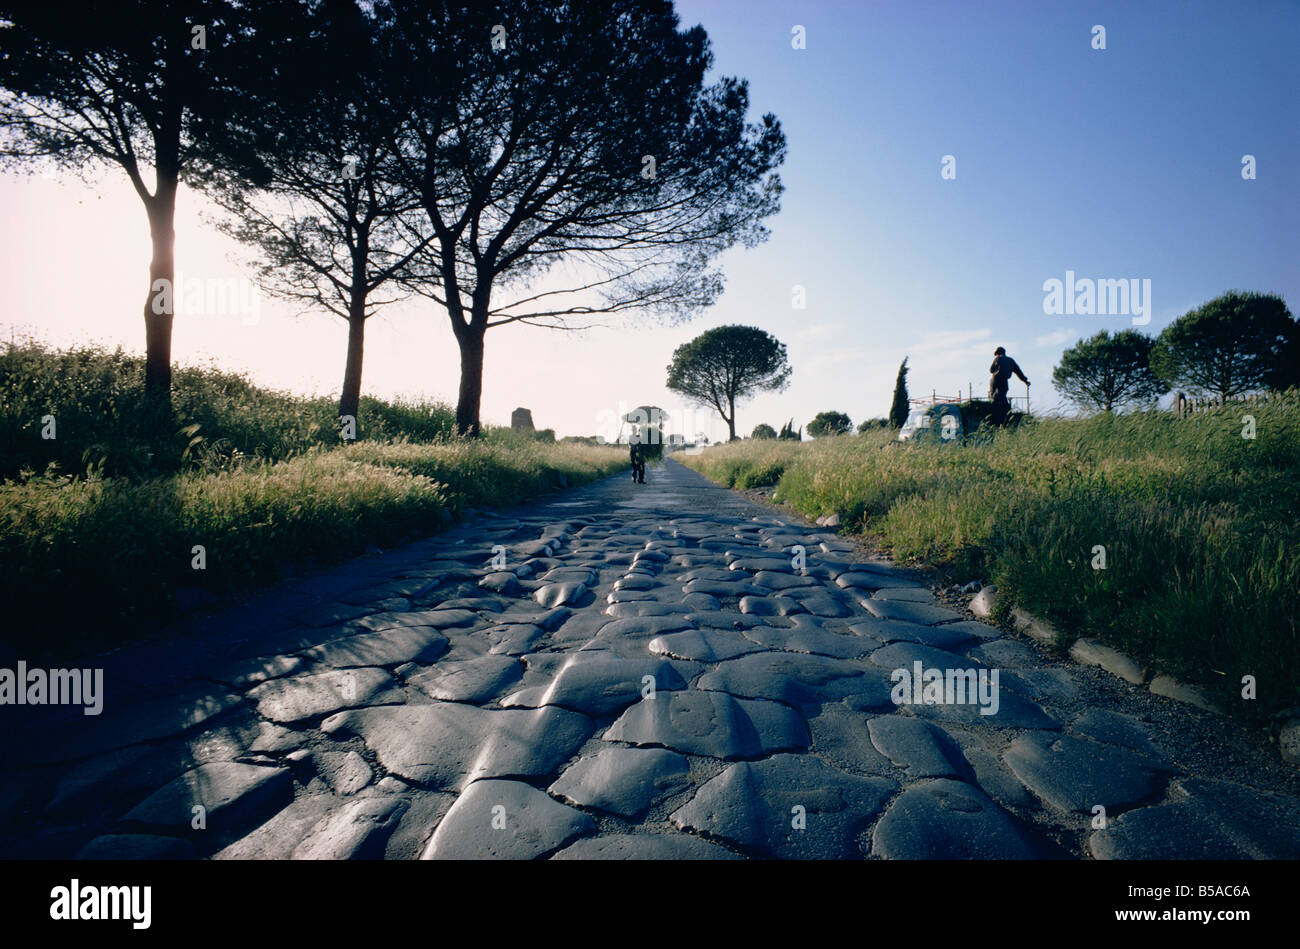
[5,459,1300,860]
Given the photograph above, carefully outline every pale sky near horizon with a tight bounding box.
[2,0,1296,441]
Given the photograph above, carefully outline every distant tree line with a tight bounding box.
[1053,291,1298,412]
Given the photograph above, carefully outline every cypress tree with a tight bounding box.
[889,357,910,429]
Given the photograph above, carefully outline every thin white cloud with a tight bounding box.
[910,327,993,354]
[1034,327,1077,347]
[793,321,846,342]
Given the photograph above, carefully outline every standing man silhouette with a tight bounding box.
[629,442,646,483]
[989,346,1029,426]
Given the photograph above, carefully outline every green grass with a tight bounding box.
[0,339,458,479]
[0,341,627,657]
[683,397,1300,721]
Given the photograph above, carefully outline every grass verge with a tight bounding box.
[1,437,626,658]
[682,396,1300,723]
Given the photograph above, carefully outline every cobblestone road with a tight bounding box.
[5,459,1299,859]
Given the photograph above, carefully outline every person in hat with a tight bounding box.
[989,346,1029,425]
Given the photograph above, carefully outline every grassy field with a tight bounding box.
[0,340,459,479]
[0,342,626,657]
[682,396,1300,722]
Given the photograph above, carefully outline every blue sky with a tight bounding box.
[2,0,1296,439]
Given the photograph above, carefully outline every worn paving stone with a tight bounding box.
[353,609,479,632]
[869,642,1060,728]
[173,712,280,765]
[850,618,981,650]
[647,629,767,662]
[908,688,1061,731]
[548,747,690,818]
[534,581,589,608]
[293,600,380,627]
[740,623,877,659]
[322,703,593,790]
[678,568,740,582]
[208,654,306,689]
[681,592,722,611]
[495,605,571,630]
[929,620,1004,641]
[806,704,895,776]
[840,676,901,711]
[1089,777,1300,859]
[408,655,523,703]
[422,779,594,860]
[867,716,974,780]
[605,601,688,618]
[478,572,522,595]
[592,615,693,641]
[380,791,457,859]
[739,595,804,616]
[862,599,964,625]
[292,796,409,859]
[552,834,739,860]
[248,668,395,724]
[605,689,809,759]
[1070,709,1162,757]
[613,575,656,592]
[301,626,450,668]
[950,737,1037,809]
[968,639,1039,667]
[551,612,612,644]
[514,539,561,559]
[309,751,374,796]
[782,592,853,619]
[210,790,338,857]
[727,557,793,573]
[1000,667,1080,704]
[869,587,935,603]
[500,654,688,717]
[603,534,650,546]
[871,779,1050,859]
[540,567,600,585]
[751,572,819,590]
[122,762,293,843]
[834,571,895,590]
[485,624,546,656]
[670,754,895,859]
[683,579,763,598]
[439,595,515,613]
[869,641,987,675]
[605,589,655,604]
[1003,732,1173,814]
[686,611,777,630]
[697,652,877,710]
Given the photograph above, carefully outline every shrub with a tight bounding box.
[808,410,852,437]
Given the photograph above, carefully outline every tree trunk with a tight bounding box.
[455,326,486,437]
[339,298,366,427]
[143,186,177,411]
[727,394,736,440]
